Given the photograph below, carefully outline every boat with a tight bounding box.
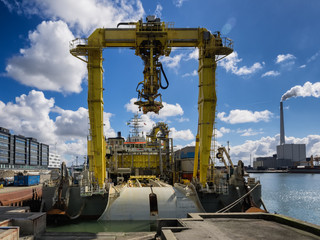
[288,166,320,173]
[42,114,263,221]
[43,16,264,222]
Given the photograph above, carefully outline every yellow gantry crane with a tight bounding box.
[70,16,233,189]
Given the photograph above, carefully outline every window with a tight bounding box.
[0,142,8,148]
[0,135,9,140]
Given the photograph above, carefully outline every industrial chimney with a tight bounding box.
[280,102,285,145]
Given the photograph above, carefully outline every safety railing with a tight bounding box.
[222,37,233,50]
[69,38,88,51]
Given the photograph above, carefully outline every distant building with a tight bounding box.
[253,155,277,170]
[48,153,61,169]
[0,127,49,170]
[276,144,306,163]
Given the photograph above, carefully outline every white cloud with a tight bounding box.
[307,50,320,63]
[0,90,115,165]
[186,48,199,61]
[217,109,273,124]
[5,20,86,94]
[237,128,264,137]
[170,127,194,140]
[160,54,184,69]
[159,102,184,118]
[160,48,198,71]
[220,127,231,134]
[0,90,56,144]
[276,53,296,64]
[215,127,231,138]
[54,107,89,137]
[218,52,263,76]
[3,0,145,34]
[182,70,197,77]
[176,117,190,123]
[175,134,320,166]
[230,136,278,164]
[125,98,184,119]
[173,0,186,7]
[154,3,163,18]
[125,98,139,113]
[229,134,320,166]
[299,65,306,68]
[281,81,320,102]
[140,115,156,135]
[261,70,280,77]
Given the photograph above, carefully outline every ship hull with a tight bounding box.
[288,167,320,173]
[43,182,262,220]
[198,184,262,212]
[42,186,108,220]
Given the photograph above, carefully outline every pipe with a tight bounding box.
[117,22,137,28]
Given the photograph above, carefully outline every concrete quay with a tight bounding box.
[157,212,320,240]
[0,206,46,239]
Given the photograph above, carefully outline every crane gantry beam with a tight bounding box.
[70,16,233,189]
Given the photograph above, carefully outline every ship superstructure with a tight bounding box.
[106,114,174,184]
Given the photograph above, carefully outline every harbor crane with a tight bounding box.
[70,16,233,190]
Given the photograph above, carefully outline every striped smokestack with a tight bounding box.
[280,101,285,145]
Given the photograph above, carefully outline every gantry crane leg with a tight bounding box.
[198,51,217,186]
[87,48,106,188]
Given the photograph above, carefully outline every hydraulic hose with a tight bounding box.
[117,22,136,28]
[159,63,169,89]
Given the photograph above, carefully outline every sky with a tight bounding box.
[1,0,320,166]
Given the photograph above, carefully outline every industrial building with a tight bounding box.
[48,153,61,169]
[0,127,49,170]
[253,102,307,170]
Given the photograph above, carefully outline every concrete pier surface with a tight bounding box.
[2,206,320,239]
[0,206,46,239]
[158,213,320,240]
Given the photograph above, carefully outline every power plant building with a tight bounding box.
[0,127,49,170]
[277,101,306,165]
[253,102,306,169]
[277,144,306,162]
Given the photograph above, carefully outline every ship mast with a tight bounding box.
[127,113,144,141]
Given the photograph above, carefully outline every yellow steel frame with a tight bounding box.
[70,19,233,188]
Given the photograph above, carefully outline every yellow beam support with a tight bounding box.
[193,133,199,179]
[87,30,106,188]
[198,48,217,186]
[102,28,201,48]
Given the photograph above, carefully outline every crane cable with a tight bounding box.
[216,182,262,213]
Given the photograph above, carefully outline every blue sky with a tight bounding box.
[1,0,320,166]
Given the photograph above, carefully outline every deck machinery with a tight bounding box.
[70,16,233,192]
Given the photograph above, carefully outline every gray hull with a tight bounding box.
[198,184,262,212]
[42,186,108,219]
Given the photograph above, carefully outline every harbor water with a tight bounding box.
[47,173,320,233]
[251,173,320,225]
